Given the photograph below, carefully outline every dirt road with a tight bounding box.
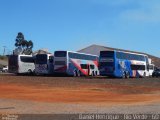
[0,74,160,114]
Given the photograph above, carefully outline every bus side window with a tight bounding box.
[90,65,95,69]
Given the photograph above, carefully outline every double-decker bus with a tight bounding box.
[99,50,150,78]
[54,51,99,76]
[35,54,54,75]
[8,55,35,74]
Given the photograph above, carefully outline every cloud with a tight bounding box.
[120,1,160,23]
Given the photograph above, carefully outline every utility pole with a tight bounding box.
[3,46,6,56]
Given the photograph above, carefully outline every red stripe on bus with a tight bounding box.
[70,59,88,75]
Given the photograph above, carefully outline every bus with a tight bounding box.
[8,55,35,74]
[99,50,150,78]
[54,51,99,76]
[35,54,54,75]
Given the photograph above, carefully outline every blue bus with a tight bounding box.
[54,51,99,76]
[99,50,150,78]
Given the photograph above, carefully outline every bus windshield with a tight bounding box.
[36,54,47,64]
[100,62,114,67]
[100,51,114,58]
[54,51,67,57]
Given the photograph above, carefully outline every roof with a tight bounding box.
[78,44,160,67]
[33,49,51,55]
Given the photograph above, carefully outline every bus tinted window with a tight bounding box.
[131,65,145,70]
[149,65,154,70]
[20,56,34,63]
[90,65,95,69]
[100,51,114,58]
[55,51,67,57]
[49,56,53,63]
[55,61,66,65]
[116,51,145,61]
[68,52,97,60]
[100,62,114,67]
[81,64,87,69]
[36,54,47,64]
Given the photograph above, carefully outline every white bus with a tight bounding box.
[54,51,99,76]
[8,55,35,74]
[35,54,54,75]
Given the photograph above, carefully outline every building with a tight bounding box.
[78,44,160,67]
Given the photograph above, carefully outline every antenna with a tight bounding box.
[3,46,6,56]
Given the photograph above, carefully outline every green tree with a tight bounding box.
[15,32,25,48]
[15,32,34,55]
[27,40,33,49]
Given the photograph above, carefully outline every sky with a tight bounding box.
[0,0,160,57]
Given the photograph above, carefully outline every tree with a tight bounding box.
[15,32,25,48]
[14,32,34,55]
[27,40,33,49]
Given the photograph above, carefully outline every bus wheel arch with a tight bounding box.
[28,69,32,75]
[73,70,81,77]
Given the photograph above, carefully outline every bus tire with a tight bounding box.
[73,70,77,77]
[122,72,125,79]
[91,71,95,76]
[28,69,32,75]
[77,70,81,77]
[143,72,146,78]
[95,71,98,76]
[125,72,130,79]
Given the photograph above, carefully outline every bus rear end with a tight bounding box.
[8,55,18,73]
[99,51,115,76]
[35,54,49,75]
[54,51,67,74]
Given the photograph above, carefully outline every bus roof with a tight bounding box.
[55,50,98,57]
[10,54,33,57]
[100,50,148,57]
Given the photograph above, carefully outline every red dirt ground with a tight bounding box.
[0,75,160,105]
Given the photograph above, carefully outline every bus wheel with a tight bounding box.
[91,71,95,76]
[122,72,125,79]
[77,71,81,77]
[28,69,32,75]
[125,72,130,79]
[143,72,146,78]
[73,70,77,77]
[95,71,98,76]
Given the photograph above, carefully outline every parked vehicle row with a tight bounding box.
[8,50,157,78]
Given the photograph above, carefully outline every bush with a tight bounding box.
[0,55,8,60]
